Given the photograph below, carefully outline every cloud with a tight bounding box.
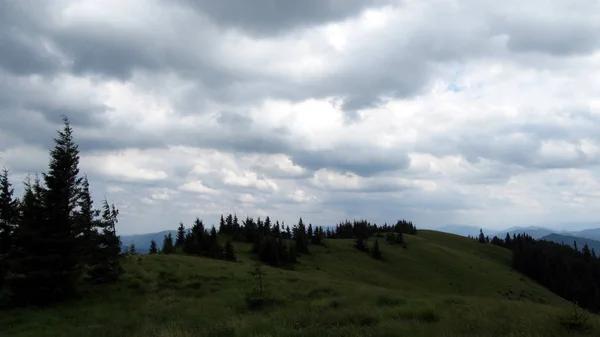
[1,0,600,234]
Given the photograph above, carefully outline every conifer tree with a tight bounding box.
[7,175,50,305]
[149,240,158,254]
[505,232,512,246]
[372,239,382,260]
[285,225,291,240]
[87,199,122,284]
[295,217,309,254]
[0,168,19,287]
[219,215,226,234]
[582,244,592,260]
[162,233,174,254]
[176,222,186,248]
[40,116,86,300]
[128,243,136,255]
[0,168,19,254]
[224,240,236,261]
[478,229,486,243]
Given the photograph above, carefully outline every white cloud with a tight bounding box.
[2,0,600,234]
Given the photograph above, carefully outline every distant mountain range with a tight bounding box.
[120,230,177,254]
[541,233,600,253]
[432,224,600,252]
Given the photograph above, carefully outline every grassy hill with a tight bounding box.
[3,230,599,337]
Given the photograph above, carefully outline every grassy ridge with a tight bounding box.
[2,230,599,336]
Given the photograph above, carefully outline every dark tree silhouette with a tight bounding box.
[372,239,382,260]
[176,222,186,248]
[162,233,174,254]
[149,240,158,254]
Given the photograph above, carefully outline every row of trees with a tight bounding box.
[149,219,236,261]
[0,117,122,307]
[476,230,600,312]
[153,215,417,267]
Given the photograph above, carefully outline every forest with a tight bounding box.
[481,230,600,312]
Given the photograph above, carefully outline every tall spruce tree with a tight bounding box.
[75,176,98,265]
[40,116,85,300]
[0,168,19,288]
[149,240,158,254]
[0,168,19,254]
[6,175,49,305]
[176,222,186,248]
[372,239,382,260]
[87,199,122,284]
[162,233,174,254]
[224,240,236,261]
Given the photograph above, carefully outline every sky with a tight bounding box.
[1,0,600,235]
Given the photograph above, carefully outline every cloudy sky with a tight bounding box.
[1,0,600,234]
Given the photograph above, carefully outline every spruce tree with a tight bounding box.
[0,168,19,255]
[6,175,48,305]
[224,240,236,261]
[149,240,158,254]
[0,168,19,287]
[87,199,122,284]
[75,176,98,266]
[40,116,85,300]
[162,233,174,254]
[478,229,486,243]
[219,215,226,234]
[176,222,186,248]
[372,239,382,260]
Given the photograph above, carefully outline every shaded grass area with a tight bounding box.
[2,230,600,336]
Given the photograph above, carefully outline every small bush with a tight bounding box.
[329,300,342,308]
[559,302,591,332]
[376,294,406,307]
[396,308,440,323]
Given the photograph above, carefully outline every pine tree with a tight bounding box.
[6,175,48,305]
[582,244,592,260]
[478,229,486,243]
[0,168,19,287]
[75,176,99,266]
[162,233,174,254]
[372,239,382,260]
[128,243,136,255]
[40,116,85,300]
[176,222,185,248]
[87,199,122,284]
[224,240,236,261]
[219,215,226,234]
[505,232,512,246]
[295,217,309,254]
[0,168,19,255]
[149,240,158,254]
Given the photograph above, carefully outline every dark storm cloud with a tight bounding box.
[0,1,62,76]
[292,147,410,177]
[175,0,392,36]
[496,16,600,56]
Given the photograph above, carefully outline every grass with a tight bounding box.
[2,230,600,336]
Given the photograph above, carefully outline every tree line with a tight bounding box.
[476,229,600,312]
[149,216,418,266]
[0,116,121,308]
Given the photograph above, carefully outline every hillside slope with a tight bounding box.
[3,230,599,337]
